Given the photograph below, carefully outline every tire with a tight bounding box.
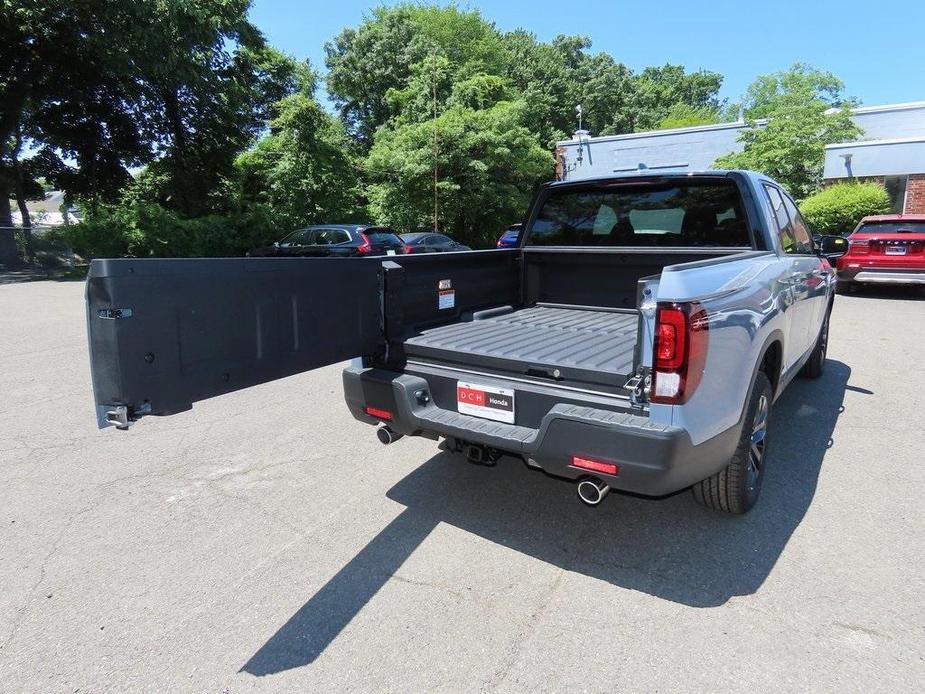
[799,312,829,379]
[692,372,772,515]
[835,280,852,294]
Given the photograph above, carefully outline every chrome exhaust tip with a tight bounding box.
[577,477,610,506]
[376,426,403,445]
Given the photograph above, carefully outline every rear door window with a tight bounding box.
[781,194,814,254]
[526,179,751,247]
[280,228,315,246]
[764,185,797,254]
[313,228,351,245]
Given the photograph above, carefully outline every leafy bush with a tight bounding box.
[799,182,891,236]
[63,201,283,259]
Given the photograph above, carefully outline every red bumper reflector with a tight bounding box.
[571,456,619,476]
[364,406,393,421]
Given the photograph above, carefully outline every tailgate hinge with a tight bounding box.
[97,402,151,430]
[624,368,651,408]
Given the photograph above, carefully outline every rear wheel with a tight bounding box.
[692,372,772,515]
[835,280,852,294]
[799,312,829,379]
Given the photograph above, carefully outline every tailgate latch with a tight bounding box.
[97,307,133,320]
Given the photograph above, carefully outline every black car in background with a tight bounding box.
[248,225,405,257]
[400,232,471,254]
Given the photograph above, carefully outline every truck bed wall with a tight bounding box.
[384,247,741,342]
[522,248,737,309]
[384,249,521,340]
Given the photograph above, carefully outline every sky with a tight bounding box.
[249,0,924,115]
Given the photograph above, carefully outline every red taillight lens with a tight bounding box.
[571,455,619,476]
[650,302,708,405]
[364,406,392,421]
[654,308,685,370]
[357,233,372,254]
[403,244,414,253]
[848,239,869,255]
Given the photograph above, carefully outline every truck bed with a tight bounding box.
[403,304,638,389]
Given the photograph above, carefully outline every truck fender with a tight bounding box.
[742,330,786,422]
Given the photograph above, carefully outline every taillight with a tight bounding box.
[650,302,708,405]
[403,244,414,254]
[848,238,869,255]
[364,406,392,421]
[357,233,372,254]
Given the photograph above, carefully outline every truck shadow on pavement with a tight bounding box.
[242,360,852,676]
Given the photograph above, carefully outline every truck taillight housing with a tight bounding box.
[357,233,373,255]
[650,302,708,405]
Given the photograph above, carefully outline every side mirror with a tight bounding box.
[819,235,848,259]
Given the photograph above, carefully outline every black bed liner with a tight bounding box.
[403,304,639,388]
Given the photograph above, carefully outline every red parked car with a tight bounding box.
[836,214,925,291]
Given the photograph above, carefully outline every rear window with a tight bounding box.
[856,222,925,234]
[365,230,403,244]
[312,228,351,244]
[279,228,314,245]
[526,179,751,247]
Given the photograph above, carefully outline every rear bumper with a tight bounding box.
[343,366,741,496]
[838,267,925,285]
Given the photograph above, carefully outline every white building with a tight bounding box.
[556,101,925,212]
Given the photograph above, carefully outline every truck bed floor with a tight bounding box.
[403,305,638,387]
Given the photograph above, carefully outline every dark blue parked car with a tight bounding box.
[496,223,522,248]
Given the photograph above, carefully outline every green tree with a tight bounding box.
[366,94,550,247]
[325,4,505,146]
[715,66,861,198]
[0,0,298,265]
[799,182,890,235]
[629,64,725,132]
[235,70,363,229]
[738,63,853,120]
[658,103,723,130]
[0,1,148,263]
[500,33,723,144]
[499,33,631,146]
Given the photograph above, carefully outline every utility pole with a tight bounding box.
[432,52,439,232]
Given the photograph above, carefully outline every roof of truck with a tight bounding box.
[548,169,746,186]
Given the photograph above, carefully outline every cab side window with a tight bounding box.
[764,185,797,254]
[781,194,814,254]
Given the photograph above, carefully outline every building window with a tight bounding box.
[884,176,908,213]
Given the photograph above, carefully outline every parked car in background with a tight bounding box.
[400,232,471,254]
[248,225,405,257]
[496,223,522,248]
[836,214,925,291]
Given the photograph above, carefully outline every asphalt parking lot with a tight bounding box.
[1,279,923,692]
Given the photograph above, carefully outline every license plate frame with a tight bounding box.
[885,245,907,255]
[456,381,515,424]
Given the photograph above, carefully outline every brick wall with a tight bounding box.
[904,174,925,213]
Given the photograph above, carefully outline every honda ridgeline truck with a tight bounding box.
[85,171,849,514]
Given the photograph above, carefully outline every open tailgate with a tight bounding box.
[86,257,383,428]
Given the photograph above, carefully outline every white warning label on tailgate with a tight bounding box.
[438,289,455,309]
[457,381,515,424]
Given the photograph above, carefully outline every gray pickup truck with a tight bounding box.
[85,170,848,514]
